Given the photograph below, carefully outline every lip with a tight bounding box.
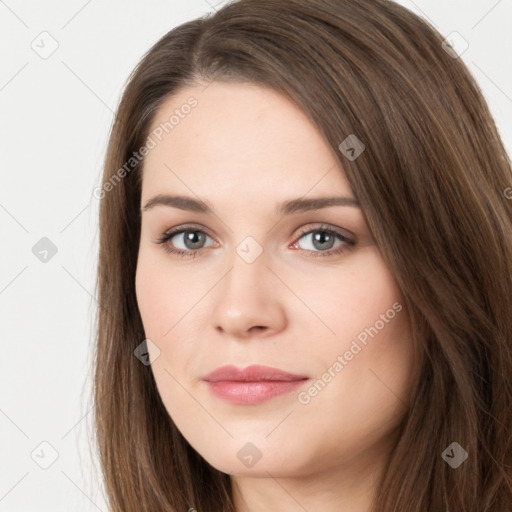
[202,364,309,405]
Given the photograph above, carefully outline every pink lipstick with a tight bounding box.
[202,364,309,405]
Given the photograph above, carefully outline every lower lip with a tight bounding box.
[204,379,308,405]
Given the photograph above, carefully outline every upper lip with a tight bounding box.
[202,364,308,382]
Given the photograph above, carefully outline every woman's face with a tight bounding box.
[135,81,414,480]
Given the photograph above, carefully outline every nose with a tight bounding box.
[211,249,287,339]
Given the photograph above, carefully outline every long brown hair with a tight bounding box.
[91,0,512,510]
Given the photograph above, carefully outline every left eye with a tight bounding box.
[294,229,345,252]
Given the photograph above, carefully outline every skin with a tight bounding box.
[135,81,414,512]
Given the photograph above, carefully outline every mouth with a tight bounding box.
[202,364,310,405]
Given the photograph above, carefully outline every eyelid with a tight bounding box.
[159,223,216,241]
[292,223,356,244]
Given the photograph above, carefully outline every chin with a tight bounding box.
[196,439,312,478]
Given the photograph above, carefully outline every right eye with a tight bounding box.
[155,225,217,258]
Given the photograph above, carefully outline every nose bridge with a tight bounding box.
[211,236,286,336]
[222,237,269,303]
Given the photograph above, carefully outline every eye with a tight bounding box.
[291,224,355,258]
[154,224,216,258]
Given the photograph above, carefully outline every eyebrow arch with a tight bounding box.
[277,196,360,215]
[141,194,360,216]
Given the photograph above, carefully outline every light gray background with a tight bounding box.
[1,1,511,510]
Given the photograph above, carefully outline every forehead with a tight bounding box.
[141,81,352,201]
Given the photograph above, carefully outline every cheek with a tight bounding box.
[135,258,176,354]
[135,244,184,334]
[309,250,413,400]
[135,262,161,335]
[135,253,198,377]
[302,248,405,343]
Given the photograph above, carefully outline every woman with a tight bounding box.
[92,0,512,510]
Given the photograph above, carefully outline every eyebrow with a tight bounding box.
[141,194,360,216]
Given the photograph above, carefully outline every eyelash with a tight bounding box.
[154,223,356,260]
